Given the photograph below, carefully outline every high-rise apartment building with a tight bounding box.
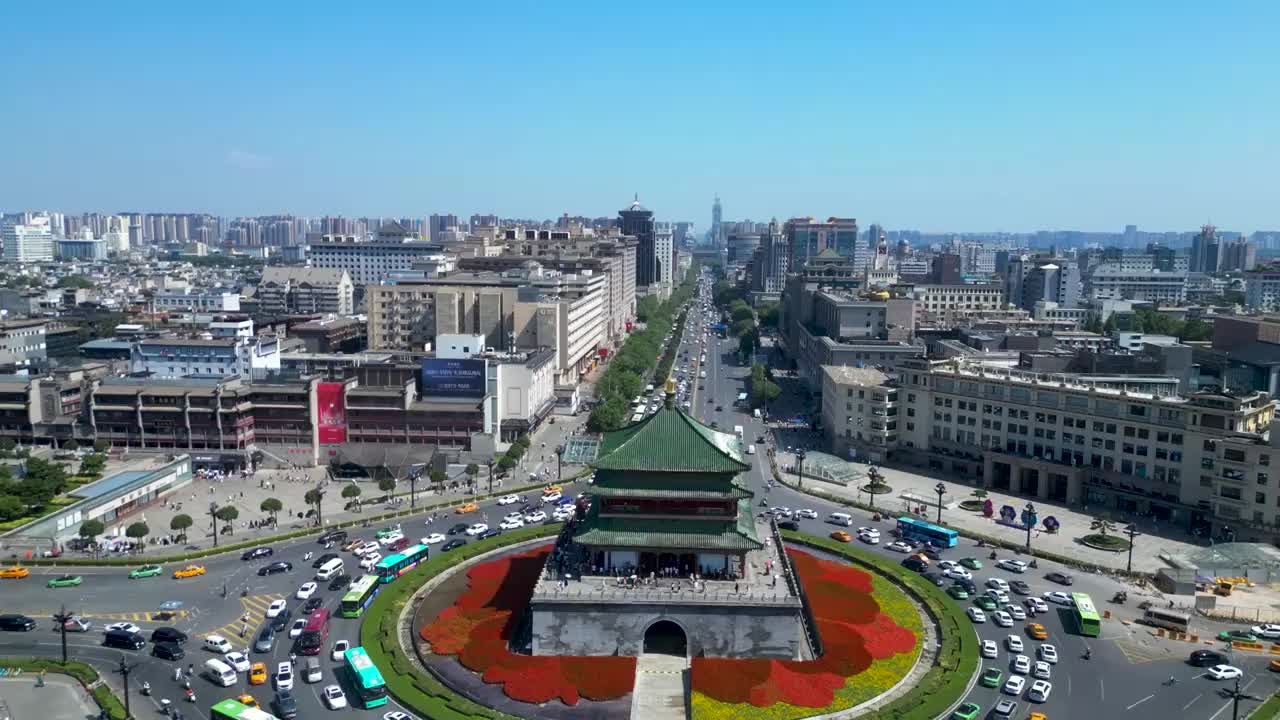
[2,216,54,262]
[1190,224,1224,273]
[1220,238,1257,273]
[618,197,657,287]
[309,222,441,287]
[654,222,674,285]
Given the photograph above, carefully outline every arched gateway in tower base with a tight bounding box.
[528,385,814,661]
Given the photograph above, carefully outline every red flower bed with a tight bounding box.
[420,545,637,705]
[689,549,919,708]
[420,545,917,709]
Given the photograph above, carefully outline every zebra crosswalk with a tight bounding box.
[198,592,285,639]
[9,608,189,624]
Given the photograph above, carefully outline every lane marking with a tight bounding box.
[1182,693,1202,711]
[1126,694,1154,710]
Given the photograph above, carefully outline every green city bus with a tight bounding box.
[374,544,430,584]
[1071,592,1101,637]
[343,646,389,708]
[339,574,382,618]
[211,698,281,720]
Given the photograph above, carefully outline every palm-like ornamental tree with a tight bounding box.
[1090,517,1118,537]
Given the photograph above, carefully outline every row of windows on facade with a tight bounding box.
[924,391,1186,425]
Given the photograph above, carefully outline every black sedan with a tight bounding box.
[301,597,324,613]
[241,547,273,561]
[151,641,184,661]
[311,553,339,569]
[447,523,470,536]
[441,538,467,552]
[257,561,292,576]
[478,529,502,540]
[327,574,351,591]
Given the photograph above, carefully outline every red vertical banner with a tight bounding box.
[317,382,347,444]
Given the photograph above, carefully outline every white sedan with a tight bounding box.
[1011,654,1031,674]
[289,618,306,638]
[1043,591,1073,606]
[857,531,880,545]
[359,554,382,571]
[967,607,987,623]
[981,640,999,659]
[296,582,317,600]
[503,511,523,522]
[986,578,1010,592]
[1024,597,1049,614]
[993,611,1013,627]
[323,684,348,709]
[1004,604,1027,621]
[104,622,142,634]
[421,533,446,545]
[1027,679,1052,702]
[1207,664,1244,680]
[1003,675,1026,696]
[855,527,881,541]
[331,640,350,662]
[1033,661,1051,680]
[224,652,251,672]
[795,509,818,519]
[275,663,294,691]
[465,523,489,536]
[542,492,563,504]
[1038,644,1058,664]
[383,713,415,720]
[524,511,547,523]
[943,567,973,581]
[266,599,288,618]
[499,518,524,530]
[886,541,914,553]
[1006,635,1025,653]
[997,558,1029,573]
[496,495,519,506]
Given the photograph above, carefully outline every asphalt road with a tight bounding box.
[1,275,1276,720]
[687,279,1280,720]
[0,486,580,720]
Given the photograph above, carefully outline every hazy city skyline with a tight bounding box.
[2,3,1277,231]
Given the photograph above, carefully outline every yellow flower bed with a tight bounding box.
[690,574,923,720]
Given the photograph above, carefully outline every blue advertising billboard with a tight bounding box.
[420,358,487,397]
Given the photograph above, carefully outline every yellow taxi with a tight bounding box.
[1269,659,1280,672]
[456,502,479,514]
[0,566,30,579]
[830,531,852,543]
[172,564,206,579]
[1026,622,1048,640]
[248,663,268,685]
[543,485,563,495]
[237,693,260,708]
[1029,714,1047,720]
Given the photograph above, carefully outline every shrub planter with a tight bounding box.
[958,500,985,512]
[861,482,894,496]
[1079,533,1131,552]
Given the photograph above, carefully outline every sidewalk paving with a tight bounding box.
[772,451,1202,573]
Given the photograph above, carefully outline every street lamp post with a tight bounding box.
[208,502,219,548]
[796,449,807,490]
[556,445,565,480]
[1224,676,1261,719]
[1123,523,1141,574]
[1024,502,1036,552]
[115,656,136,719]
[487,459,495,494]
[934,482,946,525]
[868,467,882,509]
[52,605,73,664]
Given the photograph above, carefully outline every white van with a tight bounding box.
[747,444,756,455]
[315,557,345,581]
[203,635,233,654]
[827,512,854,527]
[204,658,237,687]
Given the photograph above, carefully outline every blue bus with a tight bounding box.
[374,544,430,584]
[896,517,959,548]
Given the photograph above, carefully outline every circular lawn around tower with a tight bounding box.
[414,542,925,719]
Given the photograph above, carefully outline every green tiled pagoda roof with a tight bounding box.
[592,404,750,473]
[588,476,752,501]
[572,498,763,552]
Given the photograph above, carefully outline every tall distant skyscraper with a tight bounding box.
[619,196,657,286]
[710,195,723,248]
[1190,224,1223,273]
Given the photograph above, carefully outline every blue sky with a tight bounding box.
[2,2,1276,232]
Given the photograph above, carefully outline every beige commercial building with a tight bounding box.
[256,266,354,317]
